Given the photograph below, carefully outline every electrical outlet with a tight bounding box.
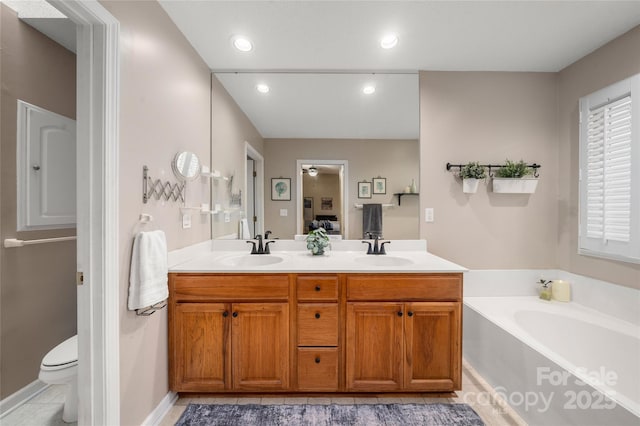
[425,208,434,223]
[182,213,191,229]
[224,211,231,223]
[280,209,288,217]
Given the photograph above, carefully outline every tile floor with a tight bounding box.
[0,361,526,426]
[0,384,75,426]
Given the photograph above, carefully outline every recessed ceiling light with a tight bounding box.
[363,85,376,95]
[232,36,253,52]
[256,84,270,94]
[380,34,399,49]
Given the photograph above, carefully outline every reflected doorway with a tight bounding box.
[245,142,264,238]
[296,159,349,237]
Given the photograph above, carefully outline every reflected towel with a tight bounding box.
[240,218,251,239]
[128,230,168,310]
[363,203,383,238]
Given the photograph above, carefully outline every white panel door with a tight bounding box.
[17,100,76,230]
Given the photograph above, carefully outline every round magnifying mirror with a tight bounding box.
[172,151,201,181]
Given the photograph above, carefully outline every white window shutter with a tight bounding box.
[579,73,639,263]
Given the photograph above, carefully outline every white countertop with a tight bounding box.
[169,240,467,274]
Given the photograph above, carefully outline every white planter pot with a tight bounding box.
[462,178,480,193]
[492,177,539,193]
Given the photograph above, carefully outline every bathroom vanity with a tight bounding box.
[168,246,465,395]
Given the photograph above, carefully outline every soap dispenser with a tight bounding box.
[538,279,552,301]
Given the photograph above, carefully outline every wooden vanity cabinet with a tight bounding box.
[169,272,462,394]
[169,274,290,392]
[345,274,462,392]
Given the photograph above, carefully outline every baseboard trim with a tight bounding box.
[0,380,49,418]
[142,391,178,426]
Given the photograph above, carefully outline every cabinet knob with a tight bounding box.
[315,357,321,364]
[397,311,403,317]
[232,312,238,318]
[315,285,321,291]
[32,165,41,171]
[222,311,229,317]
[315,313,321,319]
[408,311,414,317]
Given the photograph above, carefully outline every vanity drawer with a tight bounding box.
[171,274,289,301]
[297,276,338,301]
[297,348,339,391]
[297,304,338,346]
[346,274,462,301]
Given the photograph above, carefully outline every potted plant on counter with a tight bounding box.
[493,159,538,193]
[459,162,486,193]
[306,226,330,255]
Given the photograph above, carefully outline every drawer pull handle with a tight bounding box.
[315,313,321,319]
[408,311,414,317]
[315,357,321,364]
[223,311,229,317]
[397,311,403,317]
[232,312,238,318]
[315,285,321,291]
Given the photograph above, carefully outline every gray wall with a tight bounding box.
[99,1,211,424]
[0,5,77,399]
[419,71,559,269]
[557,25,640,290]
[418,24,640,290]
[210,74,264,238]
[264,138,420,240]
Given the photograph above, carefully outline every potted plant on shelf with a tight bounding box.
[493,159,538,193]
[306,226,330,255]
[459,162,486,193]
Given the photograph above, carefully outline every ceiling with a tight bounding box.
[158,0,640,140]
[159,1,640,72]
[12,1,640,140]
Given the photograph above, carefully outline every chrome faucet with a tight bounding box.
[361,233,390,255]
[247,234,276,254]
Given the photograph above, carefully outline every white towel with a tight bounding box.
[239,218,251,239]
[128,230,168,311]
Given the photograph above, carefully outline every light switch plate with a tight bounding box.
[224,211,231,223]
[280,209,288,217]
[425,208,434,222]
[182,213,191,229]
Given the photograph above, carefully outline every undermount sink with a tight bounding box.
[217,254,284,267]
[354,256,414,267]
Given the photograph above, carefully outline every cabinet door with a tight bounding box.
[404,302,461,391]
[172,303,229,391]
[346,302,403,391]
[232,303,290,390]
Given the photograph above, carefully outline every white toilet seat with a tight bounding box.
[39,335,78,423]
[40,335,78,371]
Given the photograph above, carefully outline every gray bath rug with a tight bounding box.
[175,403,485,425]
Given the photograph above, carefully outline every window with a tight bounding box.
[579,73,640,263]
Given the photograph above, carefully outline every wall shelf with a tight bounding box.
[394,193,419,206]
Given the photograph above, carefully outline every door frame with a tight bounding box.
[244,142,264,237]
[48,1,120,424]
[296,159,349,237]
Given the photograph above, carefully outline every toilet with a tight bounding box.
[39,335,78,423]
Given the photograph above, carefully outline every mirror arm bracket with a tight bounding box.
[143,165,185,204]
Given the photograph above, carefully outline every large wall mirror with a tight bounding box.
[215,72,420,240]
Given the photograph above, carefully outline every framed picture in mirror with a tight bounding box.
[372,177,386,194]
[271,178,291,201]
[358,181,372,199]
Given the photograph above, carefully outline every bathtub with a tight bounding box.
[464,296,640,426]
